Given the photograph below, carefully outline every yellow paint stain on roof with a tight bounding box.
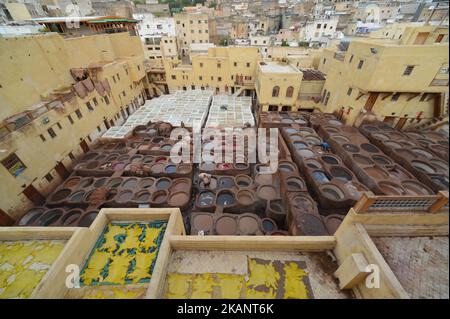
[216,274,244,299]
[246,258,279,290]
[283,262,309,299]
[191,274,215,299]
[166,273,191,299]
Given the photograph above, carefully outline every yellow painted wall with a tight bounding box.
[0,32,146,219]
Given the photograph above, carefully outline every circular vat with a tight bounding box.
[361,125,379,132]
[238,215,261,235]
[237,190,255,206]
[305,159,322,169]
[200,176,218,190]
[325,126,339,134]
[216,190,236,207]
[372,155,392,165]
[18,207,45,226]
[36,209,64,226]
[106,154,119,162]
[164,164,177,174]
[430,159,448,174]
[196,191,215,207]
[139,178,155,190]
[372,133,390,141]
[329,166,353,182]
[378,181,405,195]
[121,178,138,189]
[321,184,345,201]
[286,177,306,191]
[297,149,315,158]
[328,119,343,126]
[50,189,71,203]
[78,211,98,227]
[304,135,321,146]
[134,190,152,203]
[93,177,108,188]
[215,216,238,235]
[61,210,83,226]
[151,190,168,204]
[256,185,278,201]
[130,154,143,163]
[161,144,172,152]
[217,176,235,189]
[113,162,126,170]
[364,166,389,179]
[401,181,433,196]
[334,135,351,144]
[235,175,253,188]
[168,191,190,207]
[150,163,165,174]
[79,177,94,188]
[321,155,340,165]
[289,134,303,142]
[297,213,328,236]
[69,190,85,203]
[117,155,130,161]
[290,194,316,214]
[116,190,134,203]
[323,215,344,235]
[278,161,297,173]
[171,178,191,192]
[191,213,214,233]
[353,154,374,165]
[261,218,278,234]
[293,141,308,150]
[411,160,436,174]
[360,143,380,153]
[177,163,192,174]
[86,161,99,170]
[64,177,81,188]
[312,171,330,184]
[342,144,360,153]
[411,148,434,160]
[156,178,171,190]
[383,140,403,149]
[200,162,215,172]
[105,189,118,201]
[106,178,122,188]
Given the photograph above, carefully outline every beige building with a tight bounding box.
[317,27,449,127]
[174,12,211,56]
[164,46,259,96]
[141,35,177,67]
[0,32,147,219]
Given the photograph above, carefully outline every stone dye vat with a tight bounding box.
[258,111,309,128]
[359,122,448,193]
[281,125,367,210]
[80,221,167,286]
[0,240,66,299]
[317,122,434,196]
[164,257,314,299]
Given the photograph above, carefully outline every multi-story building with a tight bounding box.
[0,32,147,219]
[174,12,211,56]
[164,46,259,96]
[317,26,449,127]
[134,13,176,37]
[298,18,339,47]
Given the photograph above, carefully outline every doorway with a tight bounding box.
[23,184,45,205]
[80,139,89,153]
[55,162,70,179]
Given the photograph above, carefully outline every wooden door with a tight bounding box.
[55,162,70,179]
[383,116,396,126]
[23,184,45,205]
[414,32,429,45]
[0,209,14,226]
[364,92,379,112]
[395,117,407,130]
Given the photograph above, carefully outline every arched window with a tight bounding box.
[272,86,280,97]
[286,86,294,98]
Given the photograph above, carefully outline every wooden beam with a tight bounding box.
[169,235,336,251]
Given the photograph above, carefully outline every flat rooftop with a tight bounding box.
[259,61,300,74]
[205,95,255,128]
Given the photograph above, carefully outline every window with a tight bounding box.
[323,58,326,64]
[48,127,57,138]
[122,91,126,97]
[44,173,53,182]
[347,88,352,96]
[218,77,222,82]
[246,63,250,67]
[200,63,203,67]
[403,65,414,76]
[349,54,353,63]
[87,135,92,142]
[191,30,194,34]
[357,60,364,69]
[234,62,237,67]
[420,94,427,102]
[317,24,321,29]
[217,63,221,68]
[93,98,98,106]
[2,153,26,177]
[191,85,195,90]
[97,126,101,132]
[40,134,46,142]
[324,92,330,106]
[86,102,93,111]
[435,34,445,43]
[117,73,120,81]
[57,122,62,130]
[190,20,193,24]
[105,96,110,105]
[272,86,280,97]
[199,76,203,80]
[286,86,294,98]
[67,115,74,124]
[75,109,82,119]
[391,93,400,101]
[69,152,75,161]
[112,75,116,83]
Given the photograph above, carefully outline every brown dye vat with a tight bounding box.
[353,154,374,165]
[237,214,262,235]
[121,178,138,189]
[78,211,98,227]
[151,190,168,205]
[235,175,253,188]
[304,159,323,169]
[215,215,238,235]
[236,190,255,206]
[86,161,99,169]
[168,191,190,208]
[171,178,191,192]
[323,215,344,235]
[261,217,278,234]
[334,135,351,144]
[342,144,360,153]
[360,143,380,153]
[35,209,64,226]
[285,177,306,191]
[234,163,249,171]
[411,160,437,174]
[190,213,214,234]
[329,166,353,182]
[64,177,81,188]
[257,185,278,201]
[17,207,46,226]
[372,155,392,165]
[117,190,134,203]
[50,189,71,203]
[378,181,405,195]
[401,180,434,195]
[177,164,192,174]
[255,173,276,185]
[200,162,215,172]
[134,190,152,203]
[321,184,346,201]
[61,210,82,226]
[278,161,297,173]
[364,166,389,179]
[130,155,143,162]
